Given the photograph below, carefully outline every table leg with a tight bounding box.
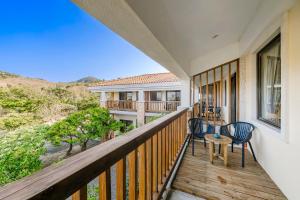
[220,144,224,155]
[209,142,214,164]
[224,144,228,166]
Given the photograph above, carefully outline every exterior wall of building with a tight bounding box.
[237,4,300,199]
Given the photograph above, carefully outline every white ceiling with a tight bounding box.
[126,0,262,71]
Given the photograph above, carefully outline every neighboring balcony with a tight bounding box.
[106,100,137,111]
[105,100,181,113]
[145,101,181,113]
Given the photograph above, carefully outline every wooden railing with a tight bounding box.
[0,108,189,200]
[106,100,137,111]
[145,101,181,112]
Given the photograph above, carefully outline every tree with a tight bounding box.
[47,119,78,156]
[47,107,123,153]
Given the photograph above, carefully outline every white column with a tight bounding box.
[100,91,107,107]
[179,79,191,108]
[137,90,145,127]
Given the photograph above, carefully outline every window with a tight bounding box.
[257,34,281,128]
[150,91,162,101]
[167,90,180,101]
[119,92,133,101]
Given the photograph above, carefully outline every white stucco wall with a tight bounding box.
[238,4,300,199]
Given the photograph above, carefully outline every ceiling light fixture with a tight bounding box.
[212,34,219,39]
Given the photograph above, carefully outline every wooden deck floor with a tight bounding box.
[172,140,287,200]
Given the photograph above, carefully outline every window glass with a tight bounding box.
[150,91,162,101]
[167,91,180,101]
[257,34,281,128]
[119,92,133,101]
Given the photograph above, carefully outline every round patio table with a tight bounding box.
[205,134,232,166]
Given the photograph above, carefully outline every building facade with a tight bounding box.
[89,73,184,127]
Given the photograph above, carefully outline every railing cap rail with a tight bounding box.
[0,108,188,200]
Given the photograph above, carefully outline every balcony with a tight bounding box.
[106,100,137,111]
[0,108,286,200]
[145,101,181,113]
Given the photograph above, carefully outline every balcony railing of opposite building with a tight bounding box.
[0,108,189,200]
[145,101,181,112]
[106,100,137,111]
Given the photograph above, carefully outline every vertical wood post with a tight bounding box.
[158,131,162,185]
[152,134,158,193]
[220,66,223,125]
[237,59,240,121]
[138,143,146,200]
[206,71,209,123]
[116,158,126,200]
[128,150,137,200]
[228,63,232,123]
[146,139,152,200]
[72,186,87,200]
[213,69,216,125]
[99,169,111,200]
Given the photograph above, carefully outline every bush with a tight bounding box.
[0,113,38,131]
[0,125,47,186]
[0,87,43,113]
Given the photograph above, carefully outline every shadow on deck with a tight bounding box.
[171,140,287,200]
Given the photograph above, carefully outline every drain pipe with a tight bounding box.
[161,135,190,200]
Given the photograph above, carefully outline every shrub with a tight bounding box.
[0,125,47,186]
[0,87,43,113]
[0,113,38,131]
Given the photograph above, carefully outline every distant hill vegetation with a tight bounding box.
[76,76,101,83]
[0,71,99,131]
[0,71,19,79]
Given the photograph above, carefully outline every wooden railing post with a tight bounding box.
[116,158,126,200]
[158,130,162,185]
[72,186,87,200]
[152,134,158,193]
[146,139,152,200]
[138,143,146,199]
[128,150,137,200]
[99,169,111,200]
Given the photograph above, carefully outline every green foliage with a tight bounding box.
[87,183,99,200]
[0,125,47,186]
[47,107,123,153]
[46,87,74,104]
[46,119,78,152]
[0,113,38,131]
[75,95,99,111]
[0,87,43,113]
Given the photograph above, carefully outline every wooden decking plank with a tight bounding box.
[172,141,287,200]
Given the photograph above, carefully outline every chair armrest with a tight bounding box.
[220,125,231,138]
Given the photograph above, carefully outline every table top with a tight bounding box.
[205,134,232,144]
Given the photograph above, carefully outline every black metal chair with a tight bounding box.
[188,118,215,156]
[215,107,221,120]
[220,122,257,167]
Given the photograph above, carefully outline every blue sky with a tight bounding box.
[0,0,167,82]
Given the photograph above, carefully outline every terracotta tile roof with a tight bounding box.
[94,73,179,86]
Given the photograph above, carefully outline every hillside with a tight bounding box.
[76,76,100,83]
[0,71,99,132]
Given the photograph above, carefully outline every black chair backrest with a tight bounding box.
[188,118,203,135]
[233,122,255,142]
